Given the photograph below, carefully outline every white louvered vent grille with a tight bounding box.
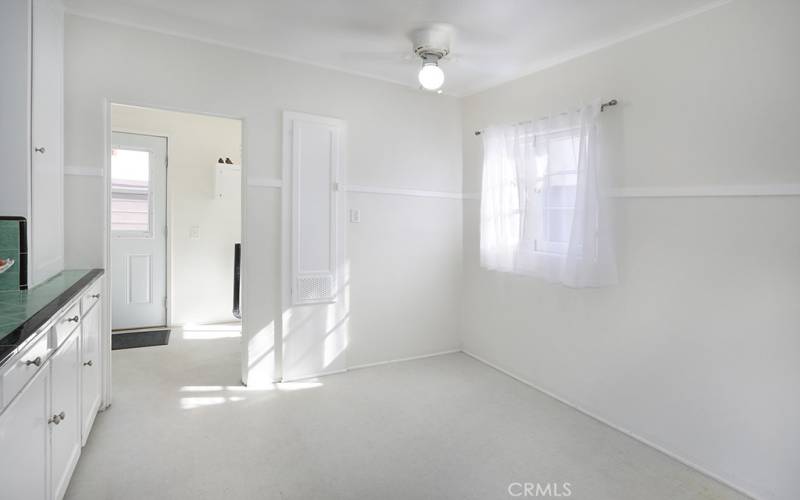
[295,275,334,304]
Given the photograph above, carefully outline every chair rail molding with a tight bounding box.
[65,166,103,177]
[464,184,800,201]
[610,183,800,198]
[343,184,468,200]
[246,177,282,188]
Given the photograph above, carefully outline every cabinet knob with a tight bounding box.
[91,293,101,299]
[48,412,65,425]
[67,315,79,323]
[25,356,42,367]
[83,360,93,367]
[34,146,46,154]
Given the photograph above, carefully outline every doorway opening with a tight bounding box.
[108,104,243,352]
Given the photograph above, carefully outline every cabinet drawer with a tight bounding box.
[53,302,81,348]
[0,331,51,409]
[81,278,102,314]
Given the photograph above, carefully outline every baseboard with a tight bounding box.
[461,350,760,500]
[262,345,759,498]
[279,349,461,383]
[282,368,347,382]
[347,349,462,371]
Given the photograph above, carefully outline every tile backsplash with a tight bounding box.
[0,217,27,291]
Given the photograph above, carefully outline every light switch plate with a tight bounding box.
[349,209,361,223]
[189,225,200,239]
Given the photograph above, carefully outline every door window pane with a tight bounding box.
[111,149,150,233]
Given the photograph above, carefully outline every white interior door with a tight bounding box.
[110,132,167,330]
[281,112,347,381]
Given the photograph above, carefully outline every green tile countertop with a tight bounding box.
[0,269,104,366]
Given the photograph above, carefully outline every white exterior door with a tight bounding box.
[110,132,167,330]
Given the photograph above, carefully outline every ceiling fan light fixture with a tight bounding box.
[418,61,444,91]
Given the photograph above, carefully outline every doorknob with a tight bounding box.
[34,146,46,154]
[83,360,93,367]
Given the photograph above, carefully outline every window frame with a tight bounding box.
[523,127,581,257]
[110,147,155,239]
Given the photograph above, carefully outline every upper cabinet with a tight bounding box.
[31,0,65,285]
[0,0,64,287]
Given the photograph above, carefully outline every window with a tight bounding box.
[524,129,580,256]
[479,101,617,287]
[111,148,151,235]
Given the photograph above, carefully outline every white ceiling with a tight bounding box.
[64,0,729,96]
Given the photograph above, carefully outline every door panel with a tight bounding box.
[30,0,64,285]
[51,331,81,500]
[0,362,49,500]
[81,302,102,444]
[127,254,152,304]
[110,132,167,330]
[282,113,348,381]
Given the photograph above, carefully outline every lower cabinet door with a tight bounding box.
[50,331,81,500]
[80,302,102,443]
[0,365,50,500]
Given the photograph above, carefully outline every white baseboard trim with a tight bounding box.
[65,166,103,177]
[257,346,758,497]
[347,349,462,371]
[461,349,759,500]
[281,349,461,382]
[282,368,347,383]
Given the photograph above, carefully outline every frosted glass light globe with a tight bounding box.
[418,63,444,90]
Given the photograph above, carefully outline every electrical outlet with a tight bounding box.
[349,209,361,223]
[189,225,200,239]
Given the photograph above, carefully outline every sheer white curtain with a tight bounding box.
[480,100,618,287]
[479,125,526,272]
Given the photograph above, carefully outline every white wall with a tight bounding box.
[459,2,800,500]
[110,105,242,326]
[63,15,463,385]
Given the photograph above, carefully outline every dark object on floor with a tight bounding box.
[232,242,241,319]
[112,329,171,350]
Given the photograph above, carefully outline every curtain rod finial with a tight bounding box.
[601,99,618,112]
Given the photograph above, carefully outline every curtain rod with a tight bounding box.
[473,99,618,136]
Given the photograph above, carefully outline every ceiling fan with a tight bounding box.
[410,24,455,92]
[339,23,461,92]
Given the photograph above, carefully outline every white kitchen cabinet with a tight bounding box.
[50,331,81,500]
[0,0,64,287]
[30,0,65,285]
[0,363,50,500]
[80,296,103,444]
[0,273,104,500]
